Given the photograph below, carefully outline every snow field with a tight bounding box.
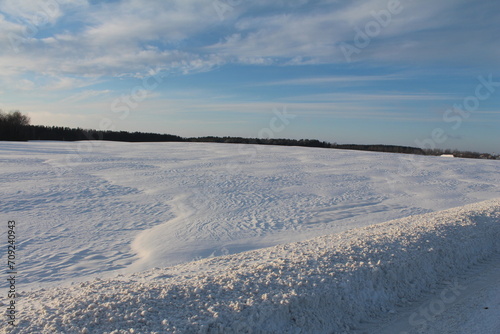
[4,140,500,291]
[5,198,499,334]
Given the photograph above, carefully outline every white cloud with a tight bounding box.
[60,89,111,103]
[257,75,403,86]
[0,0,233,88]
[209,0,500,66]
[0,0,499,92]
[282,92,455,103]
[0,0,74,24]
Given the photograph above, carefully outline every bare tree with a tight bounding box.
[0,110,31,140]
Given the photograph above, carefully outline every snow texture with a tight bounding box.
[1,141,499,292]
[1,141,499,333]
[368,252,500,334]
[3,199,499,334]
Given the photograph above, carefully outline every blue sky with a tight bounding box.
[1,0,499,153]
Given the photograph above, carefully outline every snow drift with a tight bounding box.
[3,141,499,290]
[5,198,499,334]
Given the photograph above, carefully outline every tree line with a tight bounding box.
[0,111,31,141]
[0,110,497,159]
[189,136,427,155]
[0,110,182,142]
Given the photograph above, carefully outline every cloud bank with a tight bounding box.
[1,0,499,90]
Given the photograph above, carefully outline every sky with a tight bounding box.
[0,0,499,154]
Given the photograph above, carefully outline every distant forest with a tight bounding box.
[1,110,498,160]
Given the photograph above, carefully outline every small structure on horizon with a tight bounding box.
[440,154,455,158]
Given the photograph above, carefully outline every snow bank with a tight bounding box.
[5,199,499,334]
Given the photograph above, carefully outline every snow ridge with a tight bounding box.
[5,199,500,334]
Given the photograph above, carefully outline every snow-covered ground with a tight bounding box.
[4,198,500,333]
[365,251,500,334]
[0,141,499,333]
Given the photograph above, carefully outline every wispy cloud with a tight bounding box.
[0,0,498,153]
[256,75,404,86]
[1,0,499,90]
[282,92,456,103]
[60,90,111,103]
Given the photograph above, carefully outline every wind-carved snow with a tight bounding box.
[5,199,499,333]
[0,141,499,291]
[1,141,500,333]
